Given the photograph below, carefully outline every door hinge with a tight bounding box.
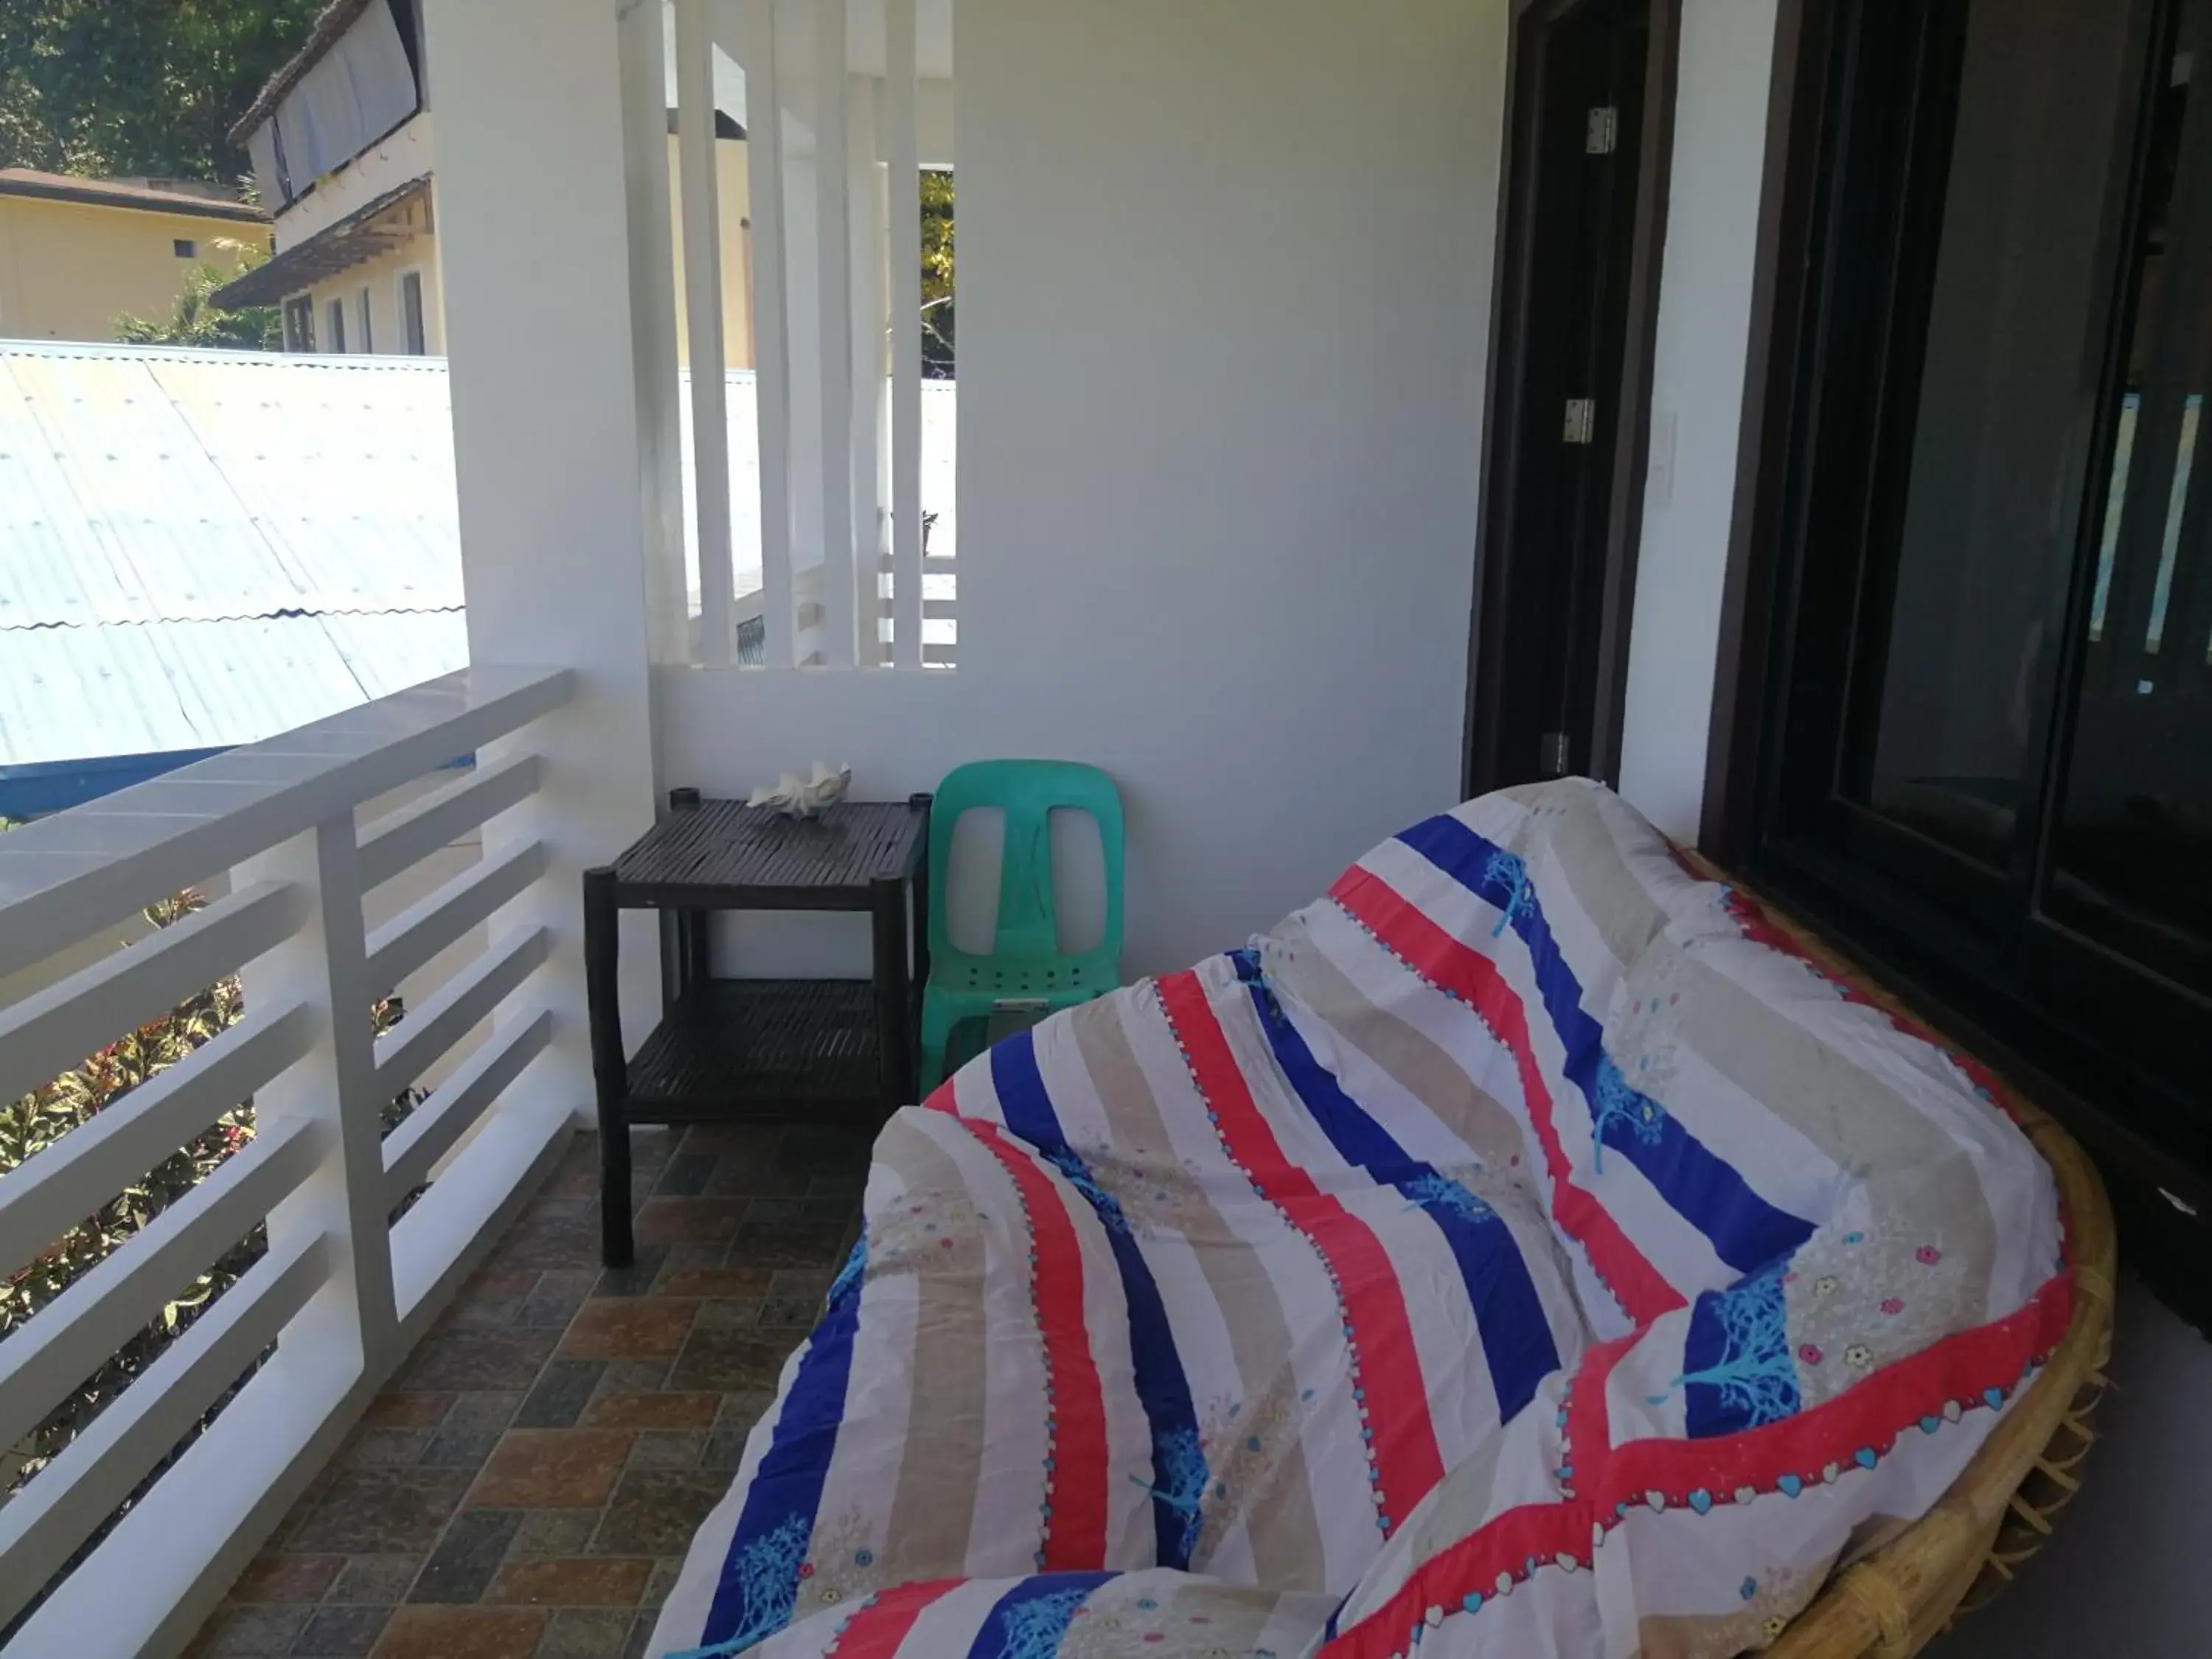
[1562,398,1597,445]
[1541,731,1572,776]
[1586,106,1619,154]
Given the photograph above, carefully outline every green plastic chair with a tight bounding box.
[918,759,1125,1092]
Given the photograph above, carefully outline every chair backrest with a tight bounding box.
[928,759,1124,973]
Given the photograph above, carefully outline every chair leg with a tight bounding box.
[918,990,956,1096]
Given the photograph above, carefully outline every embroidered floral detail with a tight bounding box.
[1649,1260,1802,1428]
[1881,1298,1905,1316]
[1798,1343,1824,1366]
[1845,1344,1873,1369]
[1590,1055,1668,1173]
[1484,849,1534,938]
[995,1587,1096,1659]
[1917,1245,1943,1265]
[1040,1144,1134,1235]
[1812,1276,1839,1298]
[1401,1172,1497,1224]
[828,1234,869,1307]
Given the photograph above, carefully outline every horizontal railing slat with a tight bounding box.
[0,667,570,983]
[0,883,307,1112]
[0,1116,327,1458]
[382,1009,553,1203]
[356,752,542,892]
[0,1000,313,1276]
[372,926,550,1096]
[364,841,547,998]
[0,1228,332,1632]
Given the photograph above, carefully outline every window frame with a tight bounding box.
[1707,0,2212,1196]
[397,267,428,355]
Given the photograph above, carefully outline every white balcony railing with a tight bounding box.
[0,667,576,1655]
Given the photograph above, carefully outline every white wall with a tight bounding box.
[1615,0,1778,844]
[661,0,1509,978]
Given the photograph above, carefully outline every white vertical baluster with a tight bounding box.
[849,82,886,665]
[677,0,734,666]
[814,0,856,667]
[232,820,394,1380]
[886,0,922,669]
[743,0,795,667]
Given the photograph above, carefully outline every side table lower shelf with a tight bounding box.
[628,979,883,1119]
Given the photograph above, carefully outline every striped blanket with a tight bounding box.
[651,780,2070,1659]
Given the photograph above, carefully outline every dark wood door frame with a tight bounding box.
[1464,0,1683,799]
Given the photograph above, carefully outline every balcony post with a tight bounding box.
[421,0,667,1106]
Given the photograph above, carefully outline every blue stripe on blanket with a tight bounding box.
[1395,814,1815,1277]
[992,1034,1212,1571]
[698,1268,865,1651]
[1229,949,1559,1422]
[964,1571,1119,1659]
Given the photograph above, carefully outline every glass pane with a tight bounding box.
[2052,9,2212,992]
[1856,0,2144,868]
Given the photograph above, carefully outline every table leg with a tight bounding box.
[872,877,913,1106]
[584,866,634,1267]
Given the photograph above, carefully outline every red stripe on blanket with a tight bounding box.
[937,1113,1113,1569]
[1324,1262,2074,1657]
[1330,866,1683,1326]
[1596,1265,2076,1496]
[830,1576,963,1659]
[1156,969,1447,1531]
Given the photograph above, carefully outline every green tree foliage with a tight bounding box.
[922,170,955,378]
[0,0,324,181]
[116,234,282,349]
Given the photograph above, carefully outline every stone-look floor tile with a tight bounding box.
[667,1327,797,1393]
[445,1391,526,1434]
[590,1244,669,1299]
[397,1329,560,1392]
[633,1197,748,1246]
[699,1430,752,1471]
[361,1394,456,1430]
[197,1604,309,1655]
[678,1122,782,1159]
[445,1295,524,1331]
[509,1509,599,1557]
[775,1123,874,1180]
[622,1613,659,1659]
[588,1471,726,1557]
[470,1430,634,1509]
[369,1606,547,1659]
[483,1199,601,1273]
[639,1559,680,1611]
[557,1298,698,1360]
[515,1269,599,1329]
[292,1602,394,1657]
[461,1269,541,1304]
[486,1557,652,1607]
[420,1428,504,1470]
[690,1298,761,1331]
[591,1358,673,1397]
[325,1556,422,1604]
[289,1471,472,1554]
[346,1427,434,1467]
[756,1269,833,1328]
[627,1429,705,1469]
[515,1361,606,1429]
[230,1552,344,1602]
[536,1607,634,1659]
[740,1196,807,1228]
[652,1152,718,1197]
[582,1391,720,1430]
[712,1389,778,1430]
[410,1509,524,1604]
[650,1265,771,1301]
[726,1217,846,1267]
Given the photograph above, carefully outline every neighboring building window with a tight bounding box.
[283,295,315,353]
[357,286,374,354]
[400,271,426,355]
[172,238,196,259]
[326,297,347,353]
[1736,0,2208,1173]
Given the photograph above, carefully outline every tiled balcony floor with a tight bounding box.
[187,1119,873,1659]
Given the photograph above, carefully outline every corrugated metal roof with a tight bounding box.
[0,340,465,771]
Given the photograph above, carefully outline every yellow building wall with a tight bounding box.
[302,232,446,355]
[0,197,264,343]
[284,137,751,367]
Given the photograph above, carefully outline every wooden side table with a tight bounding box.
[582,790,931,1265]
